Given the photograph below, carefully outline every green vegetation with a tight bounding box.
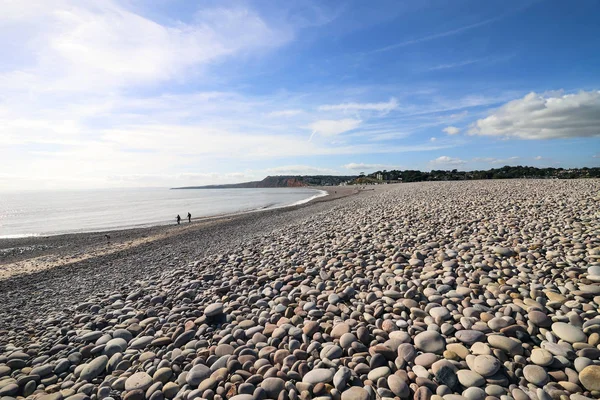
[173,166,599,189]
[361,166,600,183]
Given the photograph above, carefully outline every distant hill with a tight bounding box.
[173,166,600,189]
[172,175,357,189]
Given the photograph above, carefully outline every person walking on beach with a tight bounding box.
[176,214,181,225]
[187,212,191,223]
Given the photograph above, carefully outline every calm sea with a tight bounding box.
[0,188,327,238]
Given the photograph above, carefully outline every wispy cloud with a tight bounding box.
[371,16,503,54]
[308,118,362,140]
[429,156,466,167]
[427,54,515,71]
[266,109,304,117]
[370,4,534,54]
[427,59,486,71]
[265,165,338,175]
[343,163,402,171]
[472,156,520,165]
[318,98,398,113]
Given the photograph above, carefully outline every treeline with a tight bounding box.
[365,166,600,183]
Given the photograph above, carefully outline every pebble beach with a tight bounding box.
[1,180,600,400]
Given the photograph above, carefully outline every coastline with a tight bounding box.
[0,180,599,400]
[0,186,358,282]
[0,187,331,240]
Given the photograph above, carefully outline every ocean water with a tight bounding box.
[0,187,327,238]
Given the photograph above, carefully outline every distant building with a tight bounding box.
[376,172,383,181]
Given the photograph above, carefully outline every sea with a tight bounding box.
[0,187,327,238]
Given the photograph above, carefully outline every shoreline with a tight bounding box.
[0,186,358,281]
[0,187,330,240]
[0,180,599,399]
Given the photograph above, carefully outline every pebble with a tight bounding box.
[414,331,446,354]
[551,322,587,343]
[302,369,334,384]
[523,365,548,386]
[125,373,153,392]
[0,180,599,400]
[457,370,485,387]
[204,303,223,317]
[472,355,501,377]
[530,349,553,367]
[341,387,370,400]
[79,356,108,381]
[579,365,600,391]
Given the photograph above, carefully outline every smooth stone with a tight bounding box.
[0,384,19,397]
[204,303,224,317]
[472,355,501,377]
[457,370,485,387]
[368,366,390,381]
[162,382,179,399]
[229,396,255,400]
[494,247,516,257]
[80,356,108,381]
[303,369,334,384]
[186,365,211,387]
[415,353,438,368]
[388,375,409,398]
[462,387,486,400]
[530,349,553,367]
[528,311,551,328]
[261,378,284,398]
[579,365,600,391]
[430,307,451,320]
[414,331,446,354]
[340,333,358,349]
[125,373,153,392]
[455,330,485,345]
[487,335,523,355]
[331,323,350,339]
[523,365,548,386]
[333,367,351,390]
[552,322,586,344]
[435,366,458,390]
[341,387,369,400]
[487,318,509,331]
[574,357,592,373]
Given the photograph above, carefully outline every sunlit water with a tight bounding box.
[0,188,327,238]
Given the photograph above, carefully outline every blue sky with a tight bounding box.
[0,0,599,189]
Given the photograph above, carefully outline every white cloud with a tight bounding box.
[430,156,466,167]
[470,90,600,139]
[0,2,291,93]
[318,98,398,113]
[0,2,471,190]
[309,118,361,139]
[265,165,338,175]
[472,156,520,165]
[343,163,400,171]
[266,109,303,117]
[534,155,543,160]
[443,126,461,135]
[430,137,437,142]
